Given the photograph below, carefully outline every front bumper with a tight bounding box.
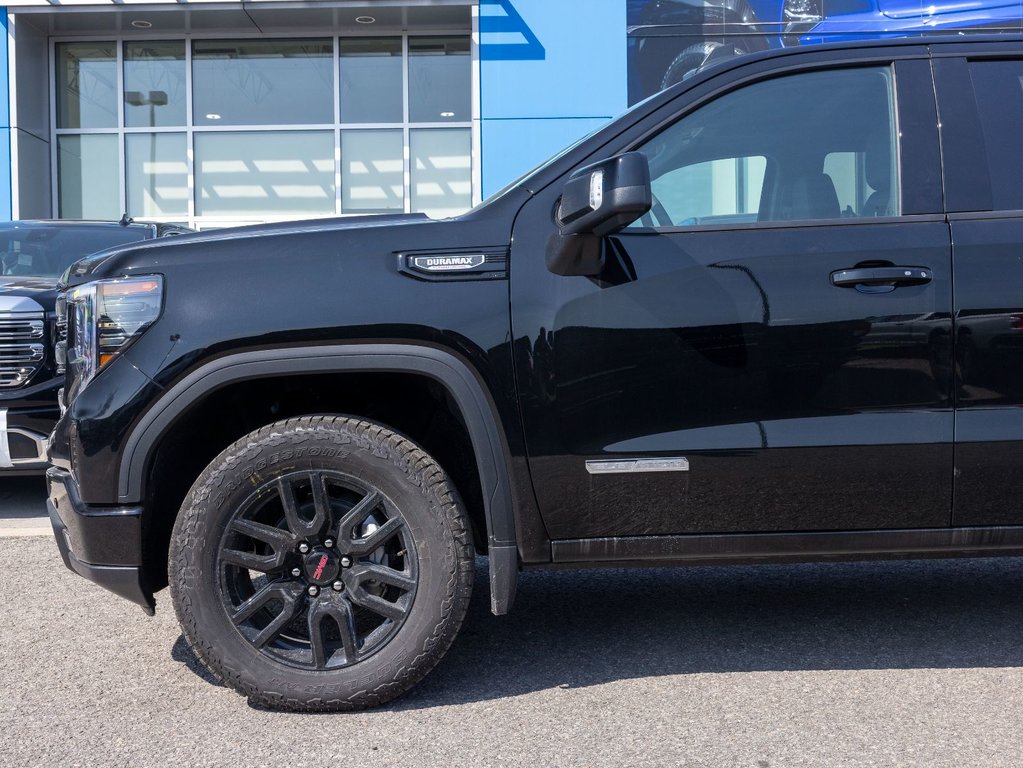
[0,407,50,471]
[46,467,155,615]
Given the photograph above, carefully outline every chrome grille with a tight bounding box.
[0,312,45,389]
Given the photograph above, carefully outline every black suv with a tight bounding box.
[47,36,1023,711]
[0,220,189,474]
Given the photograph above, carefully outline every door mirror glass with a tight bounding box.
[558,152,652,237]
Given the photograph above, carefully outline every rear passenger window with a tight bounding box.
[968,60,1023,212]
[631,66,900,229]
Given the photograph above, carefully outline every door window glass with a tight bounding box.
[968,60,1023,212]
[632,67,899,228]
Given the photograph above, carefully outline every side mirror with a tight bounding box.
[558,152,652,237]
[546,153,652,277]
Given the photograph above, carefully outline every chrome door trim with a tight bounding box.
[585,457,690,474]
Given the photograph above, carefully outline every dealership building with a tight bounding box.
[0,0,626,229]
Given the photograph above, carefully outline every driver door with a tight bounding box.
[510,56,954,541]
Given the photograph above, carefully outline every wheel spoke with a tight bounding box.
[348,562,416,592]
[232,518,298,550]
[307,596,359,668]
[348,515,403,556]
[221,548,282,573]
[278,475,330,538]
[223,518,297,572]
[252,589,305,649]
[347,586,409,622]
[336,490,382,538]
[232,581,300,625]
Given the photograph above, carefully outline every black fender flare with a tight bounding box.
[118,343,518,614]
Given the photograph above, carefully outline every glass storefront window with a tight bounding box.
[192,40,334,126]
[126,133,189,217]
[340,38,404,124]
[409,37,470,123]
[54,35,474,226]
[56,42,118,130]
[341,130,405,213]
[411,129,472,218]
[195,131,335,217]
[124,42,187,128]
[57,135,120,219]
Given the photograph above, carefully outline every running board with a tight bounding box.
[550,526,1023,567]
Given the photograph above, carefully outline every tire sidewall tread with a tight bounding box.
[168,415,474,712]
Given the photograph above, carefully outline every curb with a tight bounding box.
[0,517,53,538]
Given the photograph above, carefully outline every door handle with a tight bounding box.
[831,266,932,289]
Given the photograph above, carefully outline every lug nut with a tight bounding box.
[332,581,345,592]
[308,585,319,597]
[324,538,334,548]
[298,542,310,554]
[340,556,353,568]
[291,567,301,577]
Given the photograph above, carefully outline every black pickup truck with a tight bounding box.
[0,220,189,473]
[47,36,1023,711]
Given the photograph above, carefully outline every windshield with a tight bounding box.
[0,225,148,279]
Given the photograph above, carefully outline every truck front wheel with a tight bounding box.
[168,415,474,711]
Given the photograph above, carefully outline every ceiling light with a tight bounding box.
[205,113,221,120]
[440,112,455,117]
[130,20,153,28]
[355,15,376,24]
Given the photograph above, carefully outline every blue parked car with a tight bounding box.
[628,0,1023,102]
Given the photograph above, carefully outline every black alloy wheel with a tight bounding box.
[169,415,475,711]
[217,470,418,670]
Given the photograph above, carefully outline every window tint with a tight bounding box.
[969,60,1023,212]
[632,67,899,228]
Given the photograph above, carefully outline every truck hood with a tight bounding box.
[0,276,59,312]
[64,213,433,286]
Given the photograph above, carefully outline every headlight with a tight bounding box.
[64,275,163,397]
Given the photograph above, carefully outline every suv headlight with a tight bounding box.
[63,275,163,397]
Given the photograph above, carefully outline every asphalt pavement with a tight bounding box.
[2,529,1023,767]
[0,477,49,536]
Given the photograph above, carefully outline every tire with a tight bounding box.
[169,415,474,711]
[660,41,746,90]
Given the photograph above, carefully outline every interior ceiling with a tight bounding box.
[11,3,472,35]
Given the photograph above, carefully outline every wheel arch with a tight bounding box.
[120,344,519,614]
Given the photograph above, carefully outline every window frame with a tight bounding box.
[49,29,479,228]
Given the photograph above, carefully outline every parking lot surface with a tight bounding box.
[2,532,1023,767]
[0,478,49,536]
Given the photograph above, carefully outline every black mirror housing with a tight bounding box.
[558,152,652,237]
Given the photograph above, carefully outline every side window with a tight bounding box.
[968,60,1023,212]
[632,66,900,228]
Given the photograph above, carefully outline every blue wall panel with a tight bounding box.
[479,0,627,197]
[480,117,610,197]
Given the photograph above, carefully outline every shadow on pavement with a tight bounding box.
[0,477,48,518]
[171,635,226,688]
[172,556,1023,709]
